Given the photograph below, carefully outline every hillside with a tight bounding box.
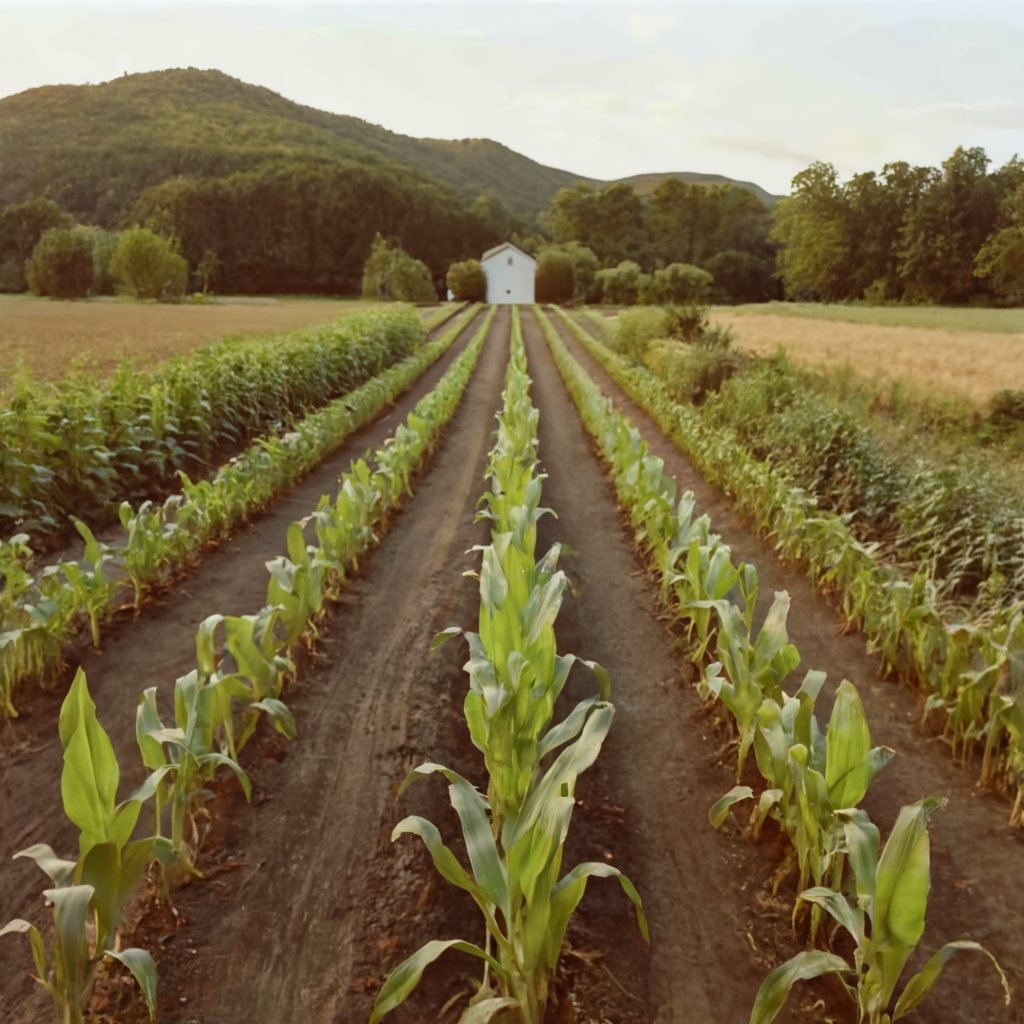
[614,171,781,207]
[0,68,775,226]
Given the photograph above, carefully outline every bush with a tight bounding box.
[25,227,94,298]
[646,263,713,305]
[446,259,486,301]
[612,307,668,363]
[644,337,747,405]
[597,260,645,305]
[361,234,436,302]
[535,249,575,303]
[988,389,1024,428]
[0,196,72,292]
[110,227,188,300]
[704,250,777,304]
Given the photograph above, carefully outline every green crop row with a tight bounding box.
[534,306,1009,1024]
[0,306,426,542]
[1,308,497,1024]
[420,301,467,331]
[372,306,646,1023]
[554,306,1024,827]
[0,306,482,718]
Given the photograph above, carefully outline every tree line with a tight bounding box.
[773,146,1024,304]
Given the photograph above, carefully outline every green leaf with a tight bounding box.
[709,786,754,829]
[46,884,94,994]
[826,680,882,808]
[892,940,1010,1020]
[748,951,851,1024]
[369,939,502,1024]
[13,843,76,887]
[430,626,462,651]
[0,918,47,980]
[105,947,159,1020]
[460,997,520,1023]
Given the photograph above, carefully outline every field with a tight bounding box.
[711,308,1024,405]
[0,307,1020,1024]
[0,294,383,384]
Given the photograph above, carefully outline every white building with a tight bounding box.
[481,242,536,305]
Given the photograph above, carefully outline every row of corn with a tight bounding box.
[534,306,1009,1023]
[557,307,1024,828]
[1,308,496,1024]
[0,307,441,543]
[371,307,647,1023]
[0,305,481,719]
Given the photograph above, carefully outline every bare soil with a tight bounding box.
[2,304,1020,1024]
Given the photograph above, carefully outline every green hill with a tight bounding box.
[613,171,781,207]
[0,68,775,226]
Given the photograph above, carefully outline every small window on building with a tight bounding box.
[508,256,513,266]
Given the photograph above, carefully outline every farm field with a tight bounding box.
[1,308,1020,1024]
[0,294,385,384]
[720,302,1024,334]
[710,309,1024,405]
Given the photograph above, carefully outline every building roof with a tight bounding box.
[481,241,536,264]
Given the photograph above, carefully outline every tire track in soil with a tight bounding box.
[545,310,1023,1024]
[0,308,492,1024]
[125,309,512,1024]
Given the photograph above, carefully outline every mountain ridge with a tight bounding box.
[0,68,781,225]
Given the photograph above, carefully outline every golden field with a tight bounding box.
[711,311,1024,405]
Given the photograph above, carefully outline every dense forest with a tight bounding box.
[774,147,1024,305]
[0,68,780,298]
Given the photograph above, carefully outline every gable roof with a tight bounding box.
[481,241,536,264]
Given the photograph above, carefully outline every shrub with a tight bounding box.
[25,227,94,298]
[704,250,777,304]
[612,306,668,363]
[361,234,436,302]
[535,248,575,303]
[988,389,1024,428]
[110,227,188,300]
[646,262,713,305]
[446,258,486,301]
[597,260,645,305]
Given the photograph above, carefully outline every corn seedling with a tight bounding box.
[748,798,1010,1024]
[1,670,169,1022]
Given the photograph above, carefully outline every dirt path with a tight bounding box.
[548,310,1023,1023]
[0,308,491,1022]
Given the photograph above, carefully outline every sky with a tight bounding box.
[1,0,1023,195]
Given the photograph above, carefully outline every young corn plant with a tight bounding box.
[54,518,117,651]
[374,312,645,1021]
[748,798,1010,1024]
[1,670,169,1022]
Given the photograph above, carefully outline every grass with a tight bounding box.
[0,294,386,386]
[712,308,1024,406]
[718,302,1024,334]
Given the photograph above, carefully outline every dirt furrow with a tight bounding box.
[543,310,1022,1023]
[0,308,491,1022]
[118,309,510,1023]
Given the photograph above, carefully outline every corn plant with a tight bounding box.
[372,709,646,1024]
[749,799,1010,1024]
[1,670,169,1022]
[55,519,117,651]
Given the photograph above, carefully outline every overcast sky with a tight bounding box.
[1,0,1022,195]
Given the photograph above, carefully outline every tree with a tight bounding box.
[975,184,1024,302]
[25,227,94,298]
[546,183,646,265]
[535,249,575,304]
[646,263,712,305]
[361,234,436,302]
[596,260,645,305]
[446,259,486,301]
[110,227,188,300]
[0,196,72,292]
[704,250,776,304]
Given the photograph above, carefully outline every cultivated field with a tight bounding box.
[0,306,1019,1024]
[712,308,1024,404]
[0,294,383,385]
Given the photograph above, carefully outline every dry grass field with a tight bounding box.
[712,310,1024,405]
[0,295,383,384]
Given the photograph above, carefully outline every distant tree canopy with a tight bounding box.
[772,146,1024,305]
[110,227,188,300]
[446,258,486,301]
[535,249,575,304]
[362,234,436,302]
[0,196,72,291]
[25,226,94,299]
[543,179,777,303]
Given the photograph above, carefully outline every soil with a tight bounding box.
[1,304,1020,1024]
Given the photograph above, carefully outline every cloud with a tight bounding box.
[888,98,1024,131]
[705,135,819,166]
